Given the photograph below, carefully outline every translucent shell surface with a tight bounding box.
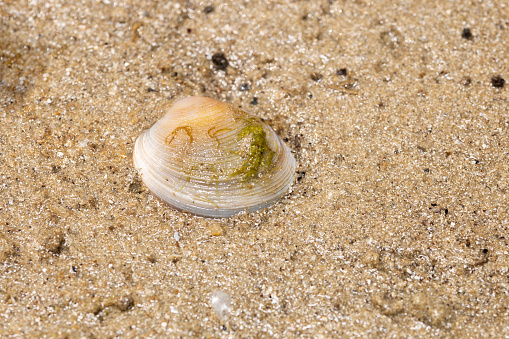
[133,97,296,217]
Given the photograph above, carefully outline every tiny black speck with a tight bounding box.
[204,6,214,14]
[72,266,78,273]
[212,52,228,70]
[250,97,258,105]
[424,168,430,173]
[461,28,473,40]
[482,248,489,254]
[491,75,505,88]
[336,68,348,76]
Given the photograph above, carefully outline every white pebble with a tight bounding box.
[210,290,231,319]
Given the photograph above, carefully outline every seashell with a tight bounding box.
[133,96,296,217]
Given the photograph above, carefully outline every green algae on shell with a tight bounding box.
[133,96,296,217]
[231,123,275,180]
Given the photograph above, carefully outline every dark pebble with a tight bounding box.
[212,52,228,70]
[491,75,505,88]
[204,6,214,14]
[336,68,348,76]
[250,97,258,105]
[461,28,473,40]
[310,72,322,81]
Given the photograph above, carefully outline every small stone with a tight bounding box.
[249,97,258,105]
[212,53,228,71]
[310,72,323,81]
[204,6,214,14]
[336,68,348,76]
[208,223,223,236]
[491,75,505,88]
[211,290,231,319]
[461,28,473,40]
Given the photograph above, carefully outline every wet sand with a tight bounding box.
[1,0,508,337]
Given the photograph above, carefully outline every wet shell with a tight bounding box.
[133,96,296,217]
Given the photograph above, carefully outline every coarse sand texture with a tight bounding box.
[1,0,508,337]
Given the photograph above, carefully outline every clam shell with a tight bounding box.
[133,96,296,217]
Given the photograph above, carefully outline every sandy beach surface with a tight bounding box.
[1,0,508,337]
